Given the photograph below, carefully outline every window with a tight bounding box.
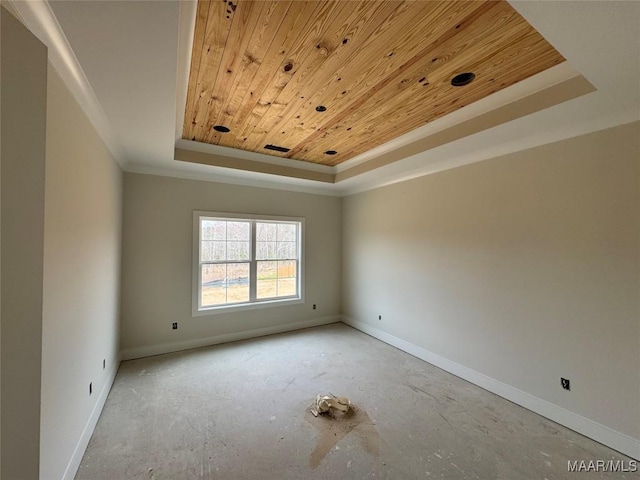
[193,211,304,314]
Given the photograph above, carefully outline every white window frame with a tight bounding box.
[192,211,305,316]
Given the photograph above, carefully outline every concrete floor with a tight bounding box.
[76,323,637,480]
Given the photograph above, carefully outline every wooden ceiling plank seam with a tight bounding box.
[276,2,477,159]
[187,0,236,142]
[272,2,482,153]
[246,0,411,155]
[251,1,455,156]
[222,0,309,151]
[285,0,498,159]
[351,29,562,139]
[231,0,348,153]
[202,1,267,144]
[239,0,354,152]
[300,4,535,159]
[182,0,567,167]
[310,28,562,162]
[273,2,482,159]
[334,75,594,180]
[211,1,294,137]
[244,0,404,152]
[311,80,545,161]
[222,1,327,150]
[287,0,502,160]
[202,0,262,144]
[183,0,212,140]
[294,1,552,162]
[319,62,563,163]
[242,0,377,147]
[326,46,563,162]
[197,0,237,144]
[235,2,470,157]
[222,1,327,156]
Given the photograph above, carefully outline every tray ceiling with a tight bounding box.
[182,0,564,167]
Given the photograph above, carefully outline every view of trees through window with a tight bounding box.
[199,217,299,308]
[201,220,250,305]
[256,222,297,299]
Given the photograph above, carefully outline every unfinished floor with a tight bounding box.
[76,324,636,479]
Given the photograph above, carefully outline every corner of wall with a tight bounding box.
[341,317,640,460]
[61,359,120,480]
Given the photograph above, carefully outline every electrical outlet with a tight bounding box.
[89,382,93,396]
[378,315,382,320]
[313,304,317,310]
[172,322,178,330]
[561,377,571,391]
[103,359,106,370]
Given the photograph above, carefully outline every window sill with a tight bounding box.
[192,296,304,317]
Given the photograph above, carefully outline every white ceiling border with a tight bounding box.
[126,162,341,197]
[176,139,335,174]
[335,62,580,173]
[8,0,125,167]
[174,0,196,144]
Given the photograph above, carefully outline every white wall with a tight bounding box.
[343,122,640,448]
[1,8,48,479]
[40,65,123,480]
[120,174,342,358]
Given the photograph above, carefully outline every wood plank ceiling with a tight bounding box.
[183,0,564,167]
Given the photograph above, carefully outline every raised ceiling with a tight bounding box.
[182,0,565,167]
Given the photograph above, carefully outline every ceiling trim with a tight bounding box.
[174,148,335,183]
[336,73,595,181]
[181,0,564,166]
[175,65,594,185]
[334,61,580,173]
[7,0,125,167]
[176,139,334,174]
[127,162,341,197]
[174,0,196,144]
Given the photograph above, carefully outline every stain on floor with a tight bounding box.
[305,402,379,467]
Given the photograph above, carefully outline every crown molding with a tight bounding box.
[335,62,581,173]
[7,0,125,167]
[336,73,595,182]
[174,147,335,183]
[176,139,335,174]
[174,0,196,144]
[126,162,341,197]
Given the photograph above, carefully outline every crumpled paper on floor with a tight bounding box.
[311,394,351,417]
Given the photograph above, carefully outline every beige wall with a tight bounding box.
[120,174,341,356]
[40,65,123,480]
[1,9,48,479]
[342,122,640,440]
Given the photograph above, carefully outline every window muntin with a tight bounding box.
[200,219,251,307]
[255,222,298,299]
[194,212,303,313]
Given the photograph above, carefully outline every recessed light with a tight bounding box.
[316,105,327,112]
[324,150,337,155]
[213,125,230,133]
[450,72,475,87]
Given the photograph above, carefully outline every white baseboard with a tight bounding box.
[342,316,640,461]
[62,359,121,480]
[120,315,341,361]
